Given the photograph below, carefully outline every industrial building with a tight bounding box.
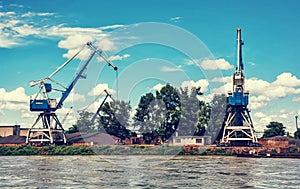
[172,136,211,146]
[0,125,21,137]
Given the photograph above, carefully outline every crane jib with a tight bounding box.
[56,51,96,110]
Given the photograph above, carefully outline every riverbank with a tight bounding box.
[1,144,299,158]
[0,145,230,156]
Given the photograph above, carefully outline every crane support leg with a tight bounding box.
[26,112,67,145]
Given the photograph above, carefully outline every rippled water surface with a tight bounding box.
[0,155,299,188]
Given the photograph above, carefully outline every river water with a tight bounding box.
[0,155,299,188]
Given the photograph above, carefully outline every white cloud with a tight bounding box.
[58,34,94,50]
[13,24,40,36]
[253,110,297,134]
[0,87,28,103]
[0,87,29,111]
[273,72,300,87]
[61,47,92,60]
[197,93,214,103]
[80,96,113,113]
[150,83,165,91]
[88,83,114,97]
[21,11,55,18]
[0,11,90,47]
[110,54,130,61]
[47,25,103,37]
[9,4,23,8]
[211,82,232,94]
[210,72,300,114]
[248,95,270,110]
[6,11,16,15]
[254,112,266,119]
[58,34,94,59]
[7,19,20,27]
[210,76,232,83]
[94,38,116,51]
[200,58,234,70]
[245,77,270,95]
[247,73,300,99]
[64,92,86,103]
[292,97,300,102]
[55,107,77,128]
[181,79,209,93]
[170,16,182,22]
[0,35,18,48]
[185,58,202,66]
[99,24,124,30]
[0,9,123,56]
[20,110,34,119]
[212,72,300,109]
[161,65,182,72]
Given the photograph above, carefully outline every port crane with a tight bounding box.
[216,28,259,146]
[26,42,117,145]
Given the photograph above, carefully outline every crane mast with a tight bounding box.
[237,28,243,72]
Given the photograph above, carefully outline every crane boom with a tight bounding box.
[57,51,96,109]
[87,42,118,71]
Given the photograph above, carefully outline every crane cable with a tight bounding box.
[116,69,119,101]
[101,49,119,101]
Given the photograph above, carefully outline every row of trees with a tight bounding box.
[68,84,300,142]
[68,84,211,142]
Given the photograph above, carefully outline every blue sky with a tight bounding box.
[1,0,300,134]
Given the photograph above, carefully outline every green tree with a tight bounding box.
[133,93,157,133]
[195,100,210,136]
[70,111,94,133]
[177,87,210,136]
[66,124,79,134]
[294,128,300,139]
[262,121,286,138]
[99,100,134,140]
[133,84,181,142]
[206,94,227,143]
[156,84,181,141]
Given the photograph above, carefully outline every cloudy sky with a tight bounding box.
[1,0,300,134]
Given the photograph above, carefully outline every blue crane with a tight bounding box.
[215,28,259,146]
[26,42,118,145]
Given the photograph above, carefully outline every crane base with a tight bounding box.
[26,112,67,146]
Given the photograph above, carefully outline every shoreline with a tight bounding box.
[1,145,300,158]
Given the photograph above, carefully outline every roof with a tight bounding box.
[66,132,119,145]
[0,125,20,128]
[259,136,290,141]
[173,135,210,139]
[0,135,26,144]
